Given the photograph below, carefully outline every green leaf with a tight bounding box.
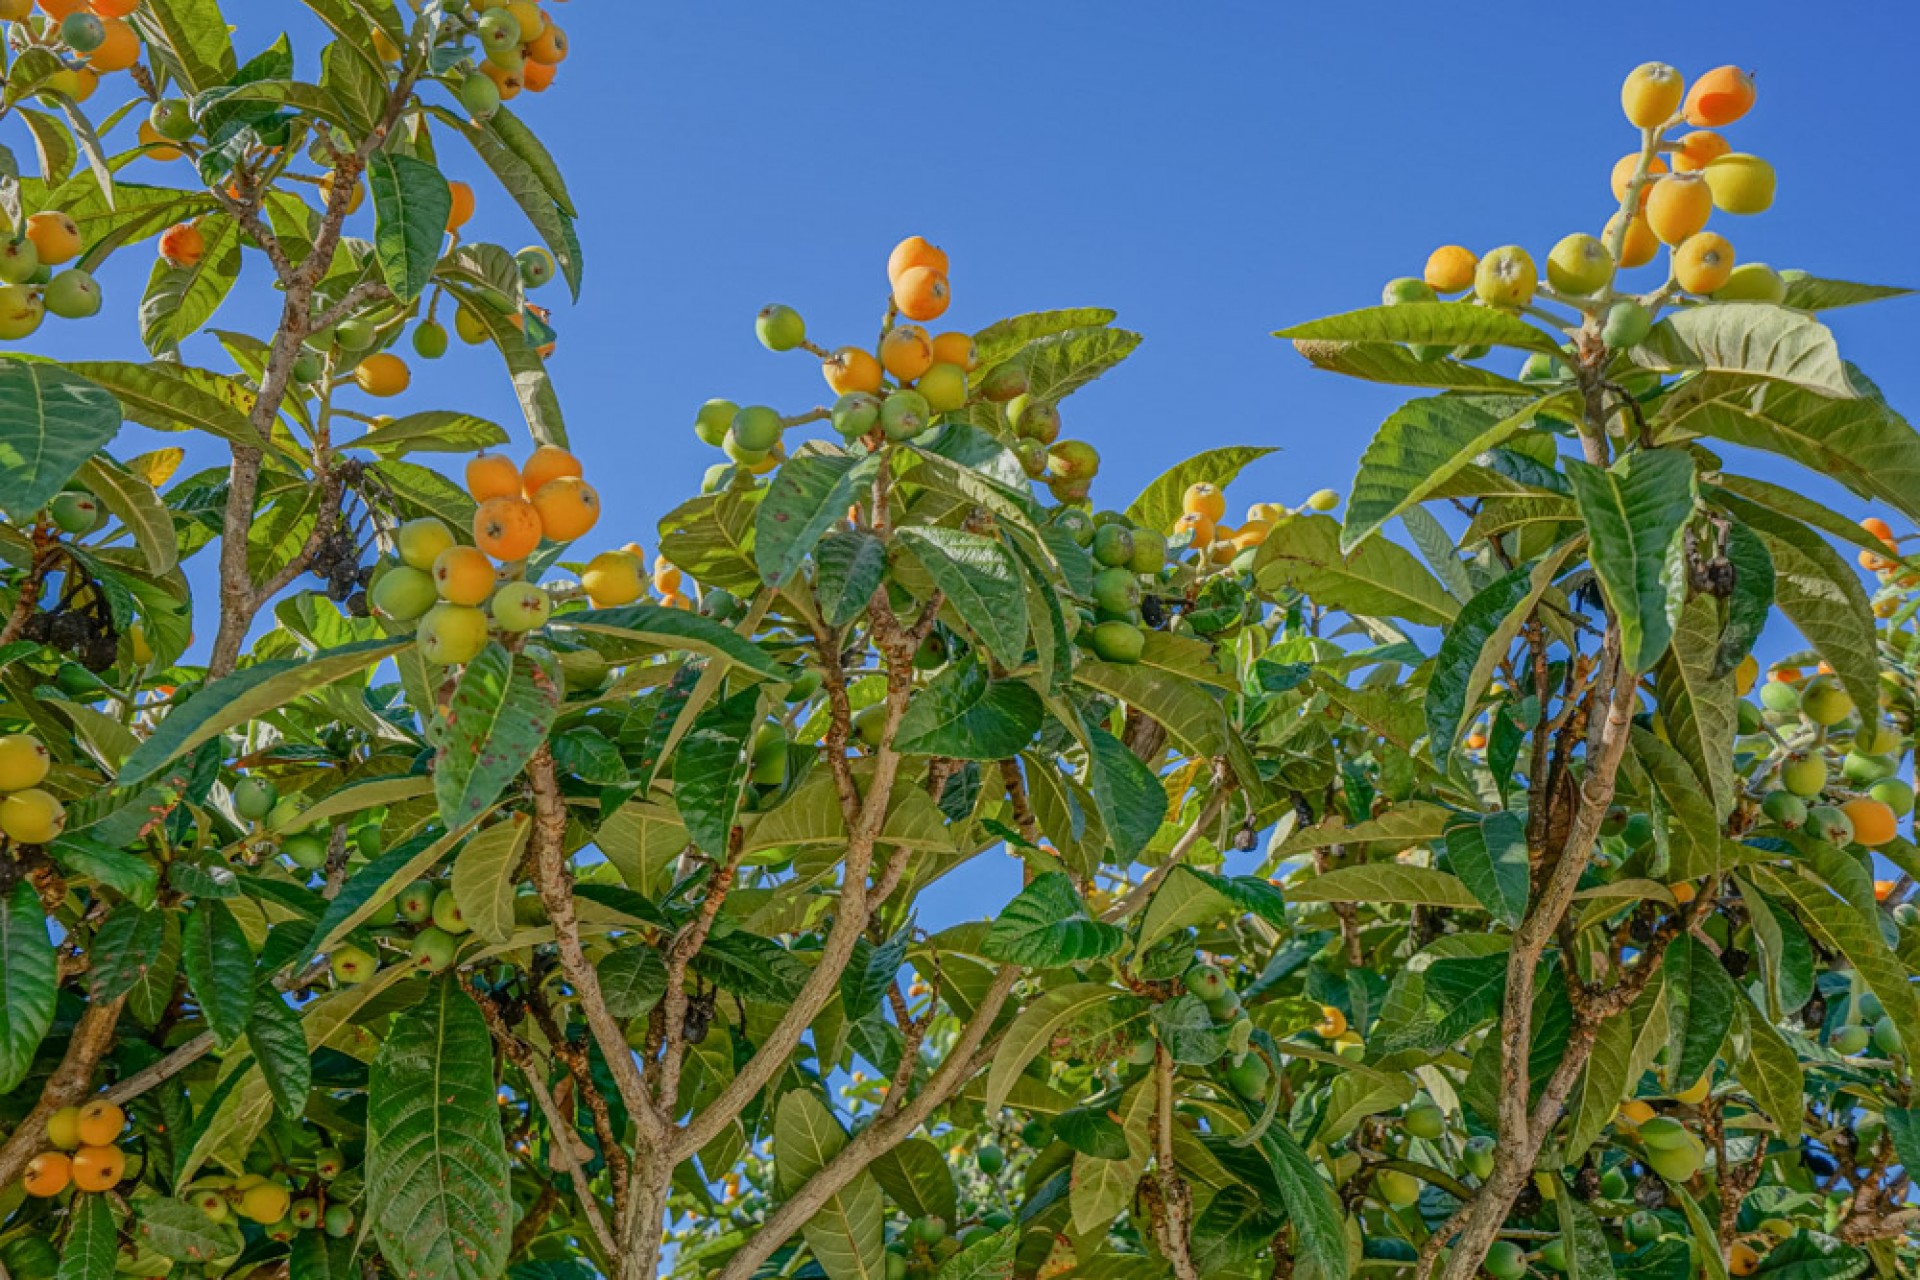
[1735,1002,1803,1144]
[973,307,1116,367]
[1446,811,1529,926]
[894,663,1042,760]
[672,685,759,857]
[1371,950,1508,1060]
[775,1089,886,1280]
[131,1193,241,1263]
[139,214,242,353]
[248,990,310,1120]
[1778,275,1914,311]
[982,873,1126,968]
[1136,865,1285,952]
[78,454,178,574]
[56,1195,118,1280]
[1271,802,1456,855]
[450,813,531,947]
[842,927,910,1022]
[691,930,809,1003]
[870,1137,959,1226]
[1069,1079,1151,1234]
[1426,543,1579,768]
[1253,513,1459,627]
[135,0,239,93]
[985,984,1149,1113]
[1287,863,1480,909]
[1663,934,1736,1088]
[126,912,180,1027]
[1657,373,1920,525]
[554,603,784,679]
[61,359,258,448]
[1714,522,1774,680]
[1124,445,1277,536]
[756,450,880,589]
[287,1231,358,1280]
[813,529,887,628]
[486,106,576,216]
[0,882,54,1092]
[367,979,510,1280]
[440,109,582,301]
[53,835,159,909]
[1278,301,1562,354]
[1567,979,1664,1161]
[1566,449,1696,672]
[88,907,167,1003]
[1631,303,1857,397]
[119,637,406,785]
[1318,1069,1416,1144]
[934,1229,1014,1280]
[440,283,567,447]
[1554,1191,1618,1280]
[1718,495,1882,724]
[1291,338,1534,391]
[1343,393,1570,551]
[1238,1118,1348,1280]
[1654,595,1738,819]
[896,527,1028,665]
[1072,657,1230,763]
[351,410,510,458]
[304,826,470,966]
[1630,726,1724,881]
[183,900,253,1047]
[368,153,452,302]
[1009,326,1142,403]
[596,945,667,1019]
[5,50,68,109]
[1710,474,1905,561]
[427,645,563,830]
[1152,993,1231,1064]
[1084,723,1169,863]
[0,359,123,519]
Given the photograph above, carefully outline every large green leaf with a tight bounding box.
[450,813,531,946]
[1084,723,1167,862]
[183,900,253,1047]
[440,283,566,447]
[1554,1191,1618,1280]
[972,308,1117,368]
[1663,933,1736,1087]
[896,527,1028,665]
[1124,445,1277,536]
[1240,1119,1349,1280]
[1778,275,1914,312]
[1754,866,1920,1069]
[248,990,310,1120]
[133,0,238,93]
[894,663,1042,760]
[131,1193,243,1263]
[933,1230,1014,1280]
[0,359,124,519]
[1426,542,1579,768]
[813,529,887,628]
[439,110,582,301]
[1343,392,1569,551]
[1135,866,1285,952]
[119,638,405,785]
[366,978,510,1280]
[1714,521,1774,680]
[1654,595,1738,819]
[1253,513,1459,626]
[1287,863,1480,909]
[595,945,667,1019]
[870,1137,959,1227]
[88,906,166,1003]
[554,602,784,678]
[61,359,259,447]
[78,454,178,574]
[427,645,562,830]
[774,1089,886,1280]
[1735,1003,1804,1144]
[139,214,242,353]
[287,1231,358,1280]
[1631,303,1856,397]
[1277,301,1561,354]
[984,984,1149,1113]
[1445,811,1529,926]
[1007,326,1141,403]
[671,685,758,858]
[982,873,1126,968]
[1568,979,1666,1161]
[1371,950,1509,1060]
[369,154,452,303]
[1719,495,1881,718]
[1566,449,1696,672]
[0,882,54,1092]
[1291,338,1533,392]
[1657,373,1920,525]
[56,1194,118,1280]
[756,450,880,588]
[1629,726,1724,881]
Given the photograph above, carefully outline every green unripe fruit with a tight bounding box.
[750,727,788,787]
[1856,720,1905,755]
[1759,680,1801,713]
[1226,1016,1253,1058]
[371,564,437,623]
[1638,1116,1690,1151]
[517,246,557,289]
[475,10,520,48]
[1484,1240,1528,1280]
[914,630,948,670]
[693,399,738,447]
[975,1144,1004,1175]
[1873,1014,1903,1056]
[151,98,195,141]
[412,320,448,358]
[786,667,823,702]
[909,1216,946,1245]
[266,796,308,834]
[1183,963,1227,1002]
[1844,752,1898,785]
[1090,620,1145,664]
[1375,1169,1421,1207]
[1127,528,1168,575]
[283,832,329,870]
[1007,394,1060,444]
[1537,1237,1568,1272]
[1832,1024,1871,1055]
[1602,300,1652,349]
[1643,1138,1702,1183]
[234,776,278,822]
[1091,522,1135,568]
[1780,754,1829,798]
[1052,506,1095,547]
[292,351,324,383]
[1858,992,1885,1022]
[1873,777,1916,817]
[324,1205,355,1238]
[885,1255,909,1280]
[830,392,881,438]
[1462,1135,1495,1180]
[1600,806,1628,838]
[1625,1210,1661,1244]
[730,405,783,454]
[1761,791,1807,830]
[1622,812,1655,850]
[49,491,100,533]
[1895,902,1920,928]
[853,703,886,749]
[59,12,104,51]
[1019,1119,1049,1148]
[396,880,435,924]
[1800,676,1854,726]
[754,303,805,351]
[1546,232,1613,295]
[490,582,551,632]
[1714,262,1787,304]
[1225,1052,1270,1101]
[1092,566,1141,616]
[979,363,1027,402]
[432,888,471,935]
[459,72,501,120]
[328,944,377,985]
[43,269,100,319]
[1382,276,1437,305]
[1805,805,1854,847]
[1402,1101,1445,1141]
[0,238,37,286]
[1736,700,1764,735]
[1599,1166,1629,1200]
[881,389,930,442]
[409,926,457,973]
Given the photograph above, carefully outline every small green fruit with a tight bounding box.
[1759,680,1801,713]
[1805,805,1854,847]
[1713,262,1787,303]
[1375,1169,1420,1207]
[975,1144,1004,1175]
[1873,1014,1903,1056]
[1225,1053,1270,1102]
[1832,1024,1871,1055]
[150,99,195,141]
[1182,963,1228,1003]
[396,880,435,924]
[1462,1135,1495,1180]
[489,581,551,632]
[1401,1100,1445,1141]
[694,398,738,447]
[234,776,278,822]
[417,603,489,665]
[881,389,930,441]
[409,926,457,973]
[413,321,449,358]
[396,517,455,571]
[1546,233,1613,295]
[517,246,557,289]
[1007,394,1060,443]
[432,888,471,935]
[1090,522,1135,568]
[1870,777,1915,817]
[0,238,38,285]
[730,405,783,454]
[59,12,104,51]
[43,269,100,319]
[1092,566,1141,616]
[1484,1240,1527,1280]
[1761,791,1807,830]
[750,727,788,787]
[371,564,437,623]
[49,491,99,534]
[1090,620,1145,664]
[1128,528,1168,575]
[1800,676,1853,726]
[1601,299,1653,349]
[754,303,805,351]
[830,392,881,438]
[1780,754,1829,798]
[283,832,329,870]
[459,72,501,119]
[329,944,377,985]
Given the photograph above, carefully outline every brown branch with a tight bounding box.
[1152,1046,1201,1280]
[0,996,125,1189]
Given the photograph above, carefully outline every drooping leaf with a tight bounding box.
[56,1194,118,1280]
[1662,934,1737,1089]
[1277,301,1561,354]
[1445,810,1529,926]
[774,1089,886,1280]
[450,813,531,946]
[1631,303,1857,397]
[1735,1002,1803,1144]
[1069,1078,1151,1235]
[134,0,239,93]
[88,907,167,1003]
[1083,723,1169,863]
[1654,594,1739,818]
[756,450,880,588]
[982,873,1125,968]
[553,603,784,679]
[596,946,667,1019]
[183,900,253,1047]
[1253,513,1459,626]
[366,978,510,1280]
[671,685,760,858]
[247,990,311,1119]
[813,529,887,628]
[0,359,124,519]
[894,663,1042,760]
[0,882,55,1092]
[1287,863,1480,909]
[427,645,563,830]
[131,1193,242,1263]
[984,984,1149,1113]
[1566,448,1696,672]
[870,1137,959,1226]
[368,153,452,302]
[896,526,1029,665]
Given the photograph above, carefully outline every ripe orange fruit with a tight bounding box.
[137,120,182,161]
[473,496,542,561]
[1172,511,1214,547]
[1645,174,1712,245]
[26,211,81,266]
[887,235,948,284]
[35,0,88,17]
[1670,881,1698,905]
[1842,798,1898,848]
[1604,212,1660,268]
[466,453,522,502]
[880,324,934,381]
[1611,153,1667,206]
[1862,517,1898,550]
[353,352,410,397]
[88,19,141,72]
[1729,1243,1762,1277]
[823,347,883,396]
[1860,548,1892,573]
[521,61,555,93]
[528,21,568,64]
[75,1100,124,1146]
[71,1145,126,1192]
[1183,482,1226,523]
[530,476,601,541]
[653,559,682,594]
[446,181,475,232]
[1673,231,1735,294]
[432,545,496,606]
[23,1152,70,1197]
[159,221,204,268]
[1313,1006,1347,1038]
[930,331,977,371]
[1684,66,1756,128]
[1620,62,1684,128]
[893,267,949,322]
[480,60,522,100]
[520,444,582,497]
[1465,731,1487,750]
[1875,879,1898,902]
[1618,1099,1657,1127]
[92,0,143,14]
[1672,130,1730,173]
[1423,245,1477,294]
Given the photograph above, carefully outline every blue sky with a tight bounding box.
[20,3,1920,922]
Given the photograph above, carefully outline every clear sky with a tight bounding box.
[23,1,1920,921]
